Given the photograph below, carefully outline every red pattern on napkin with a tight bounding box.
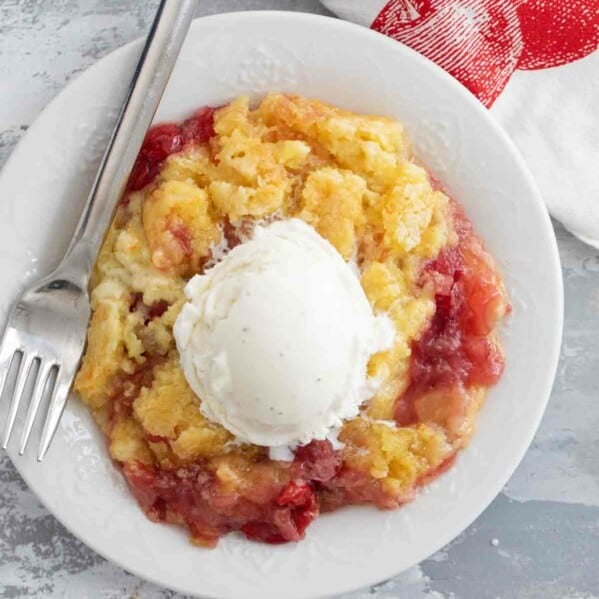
[372,0,599,107]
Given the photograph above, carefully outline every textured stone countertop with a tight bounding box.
[1,1,598,598]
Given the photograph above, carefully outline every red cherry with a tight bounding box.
[372,0,523,107]
[241,482,319,544]
[276,481,314,507]
[126,157,152,192]
[125,107,218,192]
[293,439,341,482]
[516,0,599,70]
[240,521,289,544]
[125,124,181,191]
[142,123,183,162]
[181,106,218,144]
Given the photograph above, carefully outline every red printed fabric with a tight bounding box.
[372,0,599,107]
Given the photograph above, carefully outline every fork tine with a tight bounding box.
[0,330,19,403]
[38,366,72,461]
[2,352,37,449]
[18,360,54,456]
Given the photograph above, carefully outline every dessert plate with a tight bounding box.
[0,11,562,599]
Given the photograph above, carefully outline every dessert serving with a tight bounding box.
[74,93,509,547]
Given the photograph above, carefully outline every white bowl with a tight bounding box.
[0,11,562,599]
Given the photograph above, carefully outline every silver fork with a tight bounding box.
[0,0,198,461]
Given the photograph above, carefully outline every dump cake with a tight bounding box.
[74,94,509,546]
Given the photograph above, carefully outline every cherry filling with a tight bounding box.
[126,106,218,192]
[241,481,319,544]
[395,203,508,426]
[293,439,341,483]
[123,460,319,546]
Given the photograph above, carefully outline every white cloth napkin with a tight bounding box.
[322,0,599,247]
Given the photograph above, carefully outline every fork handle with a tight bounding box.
[62,0,197,277]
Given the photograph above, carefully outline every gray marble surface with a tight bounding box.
[1,1,598,598]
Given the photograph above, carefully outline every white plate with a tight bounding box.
[0,11,562,599]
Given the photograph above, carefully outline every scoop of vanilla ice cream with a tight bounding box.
[173,218,394,448]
